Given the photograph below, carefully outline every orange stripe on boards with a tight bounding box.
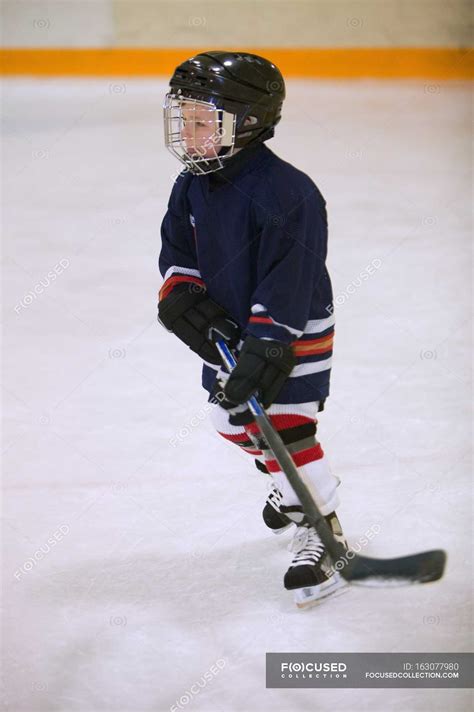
[274,47,473,79]
[0,48,472,79]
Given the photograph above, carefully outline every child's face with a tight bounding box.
[181,101,220,159]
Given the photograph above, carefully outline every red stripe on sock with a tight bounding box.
[265,443,324,473]
[245,422,261,436]
[269,414,315,430]
[218,431,250,443]
[245,415,315,437]
[218,430,262,456]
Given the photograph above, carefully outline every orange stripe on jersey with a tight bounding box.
[292,331,334,357]
[159,275,205,301]
[249,316,273,324]
[292,332,334,348]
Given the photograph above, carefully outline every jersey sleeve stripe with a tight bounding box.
[159,274,205,301]
[163,265,202,282]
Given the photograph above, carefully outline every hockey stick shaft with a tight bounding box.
[216,340,351,574]
[215,340,446,585]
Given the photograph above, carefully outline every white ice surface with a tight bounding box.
[2,78,472,712]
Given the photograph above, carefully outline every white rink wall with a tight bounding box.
[2,0,471,48]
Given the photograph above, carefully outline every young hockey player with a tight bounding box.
[158,51,347,607]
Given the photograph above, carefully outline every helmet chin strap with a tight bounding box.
[217,146,242,157]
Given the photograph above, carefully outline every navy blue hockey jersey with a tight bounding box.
[158,143,335,404]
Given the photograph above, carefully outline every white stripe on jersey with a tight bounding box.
[163,265,202,282]
[205,356,332,378]
[203,361,220,370]
[251,304,335,339]
[304,314,335,334]
[250,303,303,337]
[291,357,333,377]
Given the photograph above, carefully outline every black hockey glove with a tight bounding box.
[224,335,296,409]
[158,282,240,365]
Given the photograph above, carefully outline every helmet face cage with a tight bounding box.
[164,92,237,175]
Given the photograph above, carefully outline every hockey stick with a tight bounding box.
[215,340,446,586]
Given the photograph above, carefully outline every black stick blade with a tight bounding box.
[344,549,447,586]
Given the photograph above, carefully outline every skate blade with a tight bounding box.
[293,574,350,609]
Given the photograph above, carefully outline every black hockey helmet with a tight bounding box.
[169,51,286,147]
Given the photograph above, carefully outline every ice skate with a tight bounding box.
[283,510,350,609]
[262,482,294,534]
